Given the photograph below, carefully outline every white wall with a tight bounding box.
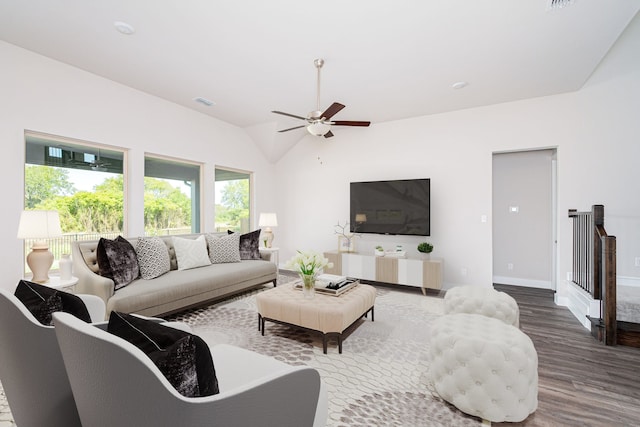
[275,13,640,292]
[0,41,277,291]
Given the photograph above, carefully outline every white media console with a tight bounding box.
[323,251,442,295]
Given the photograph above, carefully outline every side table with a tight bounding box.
[45,276,79,293]
[260,247,280,268]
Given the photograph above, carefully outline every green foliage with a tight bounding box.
[34,176,125,233]
[417,242,434,253]
[25,165,193,234]
[216,179,249,231]
[220,180,249,209]
[25,165,75,209]
[144,177,191,234]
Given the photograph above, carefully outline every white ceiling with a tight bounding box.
[1,0,639,161]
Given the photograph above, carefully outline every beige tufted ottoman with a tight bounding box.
[444,285,520,327]
[256,282,376,353]
[429,313,538,422]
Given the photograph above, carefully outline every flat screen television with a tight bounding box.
[350,178,430,236]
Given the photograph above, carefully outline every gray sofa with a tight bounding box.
[71,233,277,318]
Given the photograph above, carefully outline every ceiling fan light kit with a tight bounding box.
[307,121,331,136]
[273,58,370,138]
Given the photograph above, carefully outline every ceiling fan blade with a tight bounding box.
[332,120,371,127]
[272,111,308,121]
[324,130,334,138]
[277,125,306,133]
[321,102,345,120]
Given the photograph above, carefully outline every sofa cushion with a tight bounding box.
[97,236,140,290]
[228,229,262,260]
[206,233,241,264]
[14,280,91,325]
[105,260,277,315]
[136,237,171,279]
[107,312,219,397]
[173,235,211,270]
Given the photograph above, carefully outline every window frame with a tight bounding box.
[23,130,129,273]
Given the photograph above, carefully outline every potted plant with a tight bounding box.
[375,245,385,256]
[417,242,433,259]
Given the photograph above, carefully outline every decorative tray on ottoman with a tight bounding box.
[294,276,359,296]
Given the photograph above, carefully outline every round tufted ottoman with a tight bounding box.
[428,313,538,422]
[444,285,520,327]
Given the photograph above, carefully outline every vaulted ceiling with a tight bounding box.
[1,0,639,161]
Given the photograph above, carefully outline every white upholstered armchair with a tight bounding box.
[53,311,328,427]
[0,288,105,427]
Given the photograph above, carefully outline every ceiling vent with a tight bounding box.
[193,97,214,107]
[547,0,575,10]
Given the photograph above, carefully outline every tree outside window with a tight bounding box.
[144,155,201,235]
[215,168,251,233]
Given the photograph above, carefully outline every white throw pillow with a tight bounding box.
[173,235,211,270]
[205,233,241,264]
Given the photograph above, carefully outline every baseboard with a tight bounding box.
[618,276,640,287]
[555,280,599,330]
[492,276,553,289]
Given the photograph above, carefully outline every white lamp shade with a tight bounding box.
[355,213,368,223]
[307,122,331,136]
[17,210,63,239]
[258,213,278,227]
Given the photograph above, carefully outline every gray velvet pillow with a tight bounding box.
[97,236,140,290]
[14,280,91,325]
[228,229,262,260]
[107,312,219,397]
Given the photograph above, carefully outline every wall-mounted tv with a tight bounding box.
[350,178,430,236]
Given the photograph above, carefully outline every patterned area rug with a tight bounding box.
[167,278,484,427]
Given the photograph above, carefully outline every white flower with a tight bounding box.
[285,250,333,276]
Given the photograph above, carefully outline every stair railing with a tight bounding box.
[568,205,617,345]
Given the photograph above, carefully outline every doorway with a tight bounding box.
[492,149,557,289]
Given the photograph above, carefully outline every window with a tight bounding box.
[215,167,251,233]
[24,132,126,272]
[144,155,201,235]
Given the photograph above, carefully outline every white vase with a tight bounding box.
[59,254,73,280]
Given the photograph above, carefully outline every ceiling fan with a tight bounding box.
[272,59,370,138]
[87,149,111,171]
[61,146,111,171]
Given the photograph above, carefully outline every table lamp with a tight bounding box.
[354,213,367,233]
[258,213,278,248]
[17,210,63,283]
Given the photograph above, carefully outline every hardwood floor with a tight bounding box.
[493,284,640,427]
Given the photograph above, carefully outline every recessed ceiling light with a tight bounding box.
[193,97,215,107]
[452,81,469,90]
[114,21,135,35]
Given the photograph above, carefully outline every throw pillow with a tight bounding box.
[173,235,211,270]
[14,280,91,325]
[97,236,140,290]
[228,229,262,260]
[205,233,241,264]
[107,312,219,397]
[136,237,171,280]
